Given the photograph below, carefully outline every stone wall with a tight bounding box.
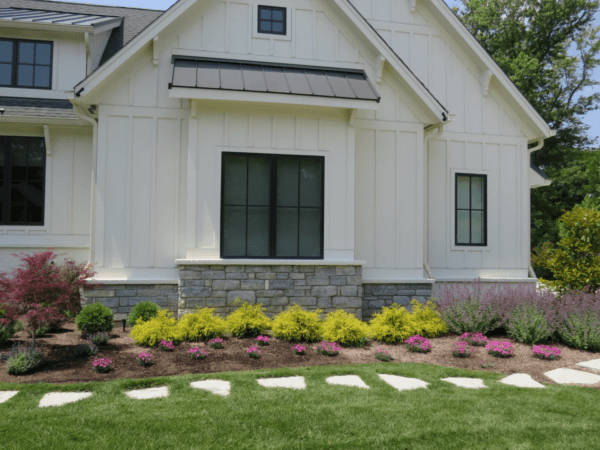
[178,264,364,319]
[82,284,179,320]
[362,283,433,321]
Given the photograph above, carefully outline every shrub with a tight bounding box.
[531,345,561,360]
[554,291,600,351]
[246,346,261,358]
[315,341,341,356]
[505,303,556,345]
[369,304,418,344]
[75,302,114,335]
[321,309,369,347]
[177,308,227,341]
[451,341,474,358]
[188,347,207,360]
[271,305,323,342]
[89,332,110,346]
[136,351,154,366]
[485,341,515,358]
[93,357,113,373]
[6,343,43,375]
[72,342,98,357]
[226,301,271,338]
[408,300,449,338]
[531,241,557,281]
[130,310,182,347]
[208,337,224,349]
[374,348,393,362]
[404,335,431,353]
[127,301,160,327]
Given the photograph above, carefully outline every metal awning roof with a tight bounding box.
[170,57,380,103]
[0,7,123,34]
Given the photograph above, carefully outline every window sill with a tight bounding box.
[176,259,366,266]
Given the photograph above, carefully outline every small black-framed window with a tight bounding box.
[455,173,487,246]
[0,137,46,225]
[221,152,324,259]
[257,6,286,35]
[0,39,53,89]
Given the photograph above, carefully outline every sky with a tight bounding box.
[57,0,600,146]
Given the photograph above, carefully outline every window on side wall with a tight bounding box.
[221,152,324,259]
[0,137,46,225]
[455,173,487,246]
[0,39,53,89]
[257,5,286,35]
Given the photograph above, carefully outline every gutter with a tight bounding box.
[527,139,545,280]
[69,97,98,268]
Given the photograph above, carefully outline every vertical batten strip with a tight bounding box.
[125,115,133,268]
[150,116,158,267]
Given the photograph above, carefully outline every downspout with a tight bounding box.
[71,101,98,268]
[527,139,545,280]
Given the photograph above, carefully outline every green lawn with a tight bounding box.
[0,363,598,450]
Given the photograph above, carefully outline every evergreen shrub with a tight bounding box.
[226,301,271,338]
[369,304,418,344]
[271,304,323,342]
[177,308,228,341]
[75,302,114,335]
[408,300,449,338]
[320,309,369,347]
[130,309,182,347]
[127,301,160,327]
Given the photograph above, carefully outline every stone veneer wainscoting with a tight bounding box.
[177,263,364,319]
[362,283,434,321]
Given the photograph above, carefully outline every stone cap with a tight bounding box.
[176,259,366,266]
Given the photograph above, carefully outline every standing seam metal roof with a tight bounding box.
[0,7,120,27]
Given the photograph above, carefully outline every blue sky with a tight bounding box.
[61,0,600,146]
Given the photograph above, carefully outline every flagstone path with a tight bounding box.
[1,356,599,407]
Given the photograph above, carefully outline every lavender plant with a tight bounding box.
[554,291,600,351]
[5,342,43,375]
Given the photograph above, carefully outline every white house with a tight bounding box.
[0,0,555,320]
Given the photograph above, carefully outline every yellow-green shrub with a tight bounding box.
[320,309,369,347]
[271,305,322,342]
[226,301,272,338]
[177,308,228,341]
[130,310,182,347]
[369,304,418,343]
[408,299,449,338]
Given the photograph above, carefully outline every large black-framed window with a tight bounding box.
[257,5,286,35]
[0,137,46,225]
[221,152,324,259]
[0,39,53,89]
[455,173,487,246]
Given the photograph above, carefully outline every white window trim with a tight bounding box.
[252,4,293,41]
[449,167,490,251]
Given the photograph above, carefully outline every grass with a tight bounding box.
[0,363,598,450]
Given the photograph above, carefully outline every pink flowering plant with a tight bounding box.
[188,347,208,360]
[403,335,431,353]
[485,340,515,358]
[451,341,475,358]
[291,344,306,355]
[458,332,489,346]
[315,341,341,356]
[374,348,393,362]
[531,344,561,361]
[136,351,154,367]
[208,337,224,349]
[158,340,175,352]
[256,335,270,346]
[246,345,261,358]
[93,357,113,373]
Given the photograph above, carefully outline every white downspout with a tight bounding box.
[71,102,98,268]
[528,138,545,280]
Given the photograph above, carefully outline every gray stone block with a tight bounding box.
[276,273,289,279]
[294,280,307,286]
[225,265,245,272]
[153,298,169,307]
[270,297,289,306]
[311,286,338,297]
[202,271,225,279]
[372,285,398,295]
[136,289,164,297]
[100,298,119,308]
[315,266,336,276]
[256,290,284,297]
[306,276,329,286]
[209,265,225,270]
[416,290,432,296]
[247,273,256,279]
[292,296,317,306]
[256,272,277,280]
[363,285,374,295]
[213,280,241,290]
[85,289,115,298]
[299,266,316,273]
[257,298,272,306]
[330,276,347,286]
[336,266,356,276]
[183,280,205,287]
[118,307,132,313]
[341,286,358,296]
[241,280,265,290]
[246,266,271,273]
[273,266,292,272]
[226,272,248,280]
[227,290,256,304]
[115,289,137,297]
[289,273,306,280]
[269,280,294,290]
[332,297,361,308]
[185,299,207,309]
[346,276,362,286]
[265,306,284,314]
[120,298,130,307]
[206,298,227,307]
[317,298,332,308]
[179,287,211,298]
[179,270,201,280]
[366,299,385,309]
[392,296,411,305]
[205,280,212,287]
[284,289,309,297]
[212,291,227,298]
[397,289,416,295]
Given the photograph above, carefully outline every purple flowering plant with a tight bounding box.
[188,347,208,360]
[136,351,154,367]
[256,335,270,346]
[451,341,475,358]
[403,335,431,353]
[158,340,175,351]
[458,332,489,346]
[315,341,341,356]
[247,345,261,358]
[374,348,393,362]
[291,344,306,355]
[93,357,113,373]
[208,337,224,349]
[531,344,561,360]
[485,340,515,358]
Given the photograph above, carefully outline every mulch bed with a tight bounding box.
[1,322,599,389]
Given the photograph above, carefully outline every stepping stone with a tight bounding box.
[544,368,600,385]
[326,375,370,389]
[125,386,169,400]
[190,380,230,397]
[576,358,600,372]
[0,391,19,404]
[378,374,429,392]
[441,377,487,389]
[38,392,92,408]
[499,374,545,388]
[257,376,306,390]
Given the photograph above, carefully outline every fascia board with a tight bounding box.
[424,0,554,139]
[0,20,95,33]
[91,17,124,35]
[73,0,197,97]
[332,0,448,123]
[0,116,87,126]
[169,87,380,110]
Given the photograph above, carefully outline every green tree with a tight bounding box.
[453,0,600,250]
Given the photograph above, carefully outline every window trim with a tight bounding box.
[251,5,292,41]
[257,5,287,36]
[220,152,325,259]
[454,172,487,247]
[0,38,53,90]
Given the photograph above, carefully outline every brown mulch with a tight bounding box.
[1,322,599,389]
